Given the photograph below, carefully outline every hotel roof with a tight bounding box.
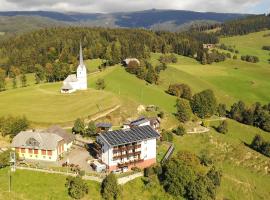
[98,125,159,146]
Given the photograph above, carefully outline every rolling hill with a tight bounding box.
[0,28,269,199]
[0,9,247,34]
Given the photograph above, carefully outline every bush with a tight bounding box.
[101,173,121,200]
[161,131,173,142]
[72,118,85,135]
[96,78,106,90]
[175,98,193,123]
[217,103,227,117]
[65,176,88,199]
[250,135,270,157]
[173,125,186,136]
[241,55,259,63]
[167,83,192,100]
[144,166,155,177]
[217,120,228,134]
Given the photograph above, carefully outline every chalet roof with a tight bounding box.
[46,125,75,144]
[98,125,159,146]
[130,117,150,126]
[96,123,112,128]
[11,131,63,150]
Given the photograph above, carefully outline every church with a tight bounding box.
[61,43,87,93]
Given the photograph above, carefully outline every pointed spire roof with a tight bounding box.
[79,41,84,66]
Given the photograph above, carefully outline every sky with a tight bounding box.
[0,0,269,14]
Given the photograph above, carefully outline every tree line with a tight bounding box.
[250,134,270,157]
[0,115,29,138]
[0,27,218,77]
[228,101,270,132]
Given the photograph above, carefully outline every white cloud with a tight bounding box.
[0,0,264,13]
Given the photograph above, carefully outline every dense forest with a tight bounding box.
[190,15,270,36]
[219,15,270,36]
[0,27,218,76]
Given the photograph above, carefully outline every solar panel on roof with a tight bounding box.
[99,125,159,146]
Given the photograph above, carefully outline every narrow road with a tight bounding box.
[63,105,121,129]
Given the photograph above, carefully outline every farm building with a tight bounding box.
[11,126,75,161]
[96,122,113,133]
[123,117,160,132]
[93,125,160,172]
[122,58,140,66]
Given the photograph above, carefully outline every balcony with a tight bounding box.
[117,159,144,168]
[92,142,102,156]
[113,144,141,154]
[113,151,141,160]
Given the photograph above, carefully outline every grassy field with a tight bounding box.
[1,29,270,125]
[0,168,101,200]
[220,30,270,64]
[171,119,270,200]
[0,81,121,125]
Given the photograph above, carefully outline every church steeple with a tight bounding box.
[79,41,84,66]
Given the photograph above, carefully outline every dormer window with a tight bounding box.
[26,137,40,147]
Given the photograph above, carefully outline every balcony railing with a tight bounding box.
[117,159,144,168]
[113,144,141,154]
[113,151,141,160]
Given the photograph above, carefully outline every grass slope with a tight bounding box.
[220,30,270,64]
[0,168,101,200]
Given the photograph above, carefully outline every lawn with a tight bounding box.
[0,81,121,126]
[0,168,101,200]
[157,54,270,105]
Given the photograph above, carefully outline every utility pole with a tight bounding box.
[9,151,16,193]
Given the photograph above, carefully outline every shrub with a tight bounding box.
[161,131,174,142]
[175,98,193,123]
[217,103,227,117]
[167,83,192,100]
[72,118,85,135]
[101,173,121,200]
[65,176,88,199]
[96,78,106,90]
[173,125,186,136]
[217,120,228,134]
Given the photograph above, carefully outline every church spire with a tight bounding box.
[79,41,84,66]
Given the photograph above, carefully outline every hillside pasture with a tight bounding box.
[0,82,121,126]
[220,30,270,64]
[0,168,101,200]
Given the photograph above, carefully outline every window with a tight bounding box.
[41,150,46,155]
[21,148,25,153]
[28,149,33,154]
[16,148,20,153]
[34,149,38,154]
[47,150,52,156]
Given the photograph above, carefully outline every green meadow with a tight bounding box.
[0,31,269,199]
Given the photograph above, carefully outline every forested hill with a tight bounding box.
[190,15,270,36]
[0,9,246,33]
[0,27,217,73]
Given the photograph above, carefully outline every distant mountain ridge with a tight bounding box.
[0,9,248,34]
